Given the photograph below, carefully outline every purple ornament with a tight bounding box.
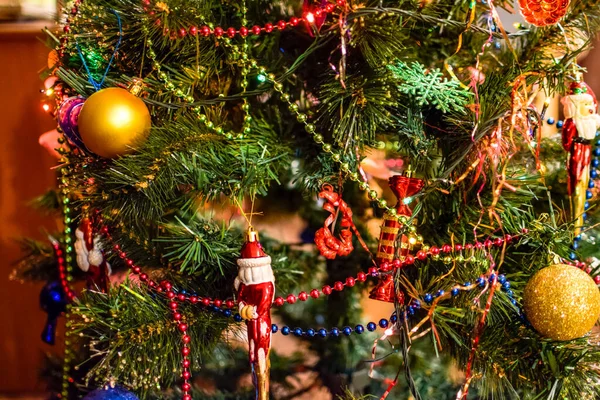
[57,96,88,151]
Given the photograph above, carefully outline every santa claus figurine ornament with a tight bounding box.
[74,217,111,292]
[561,79,600,235]
[235,227,275,400]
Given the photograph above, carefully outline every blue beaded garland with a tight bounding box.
[223,309,232,317]
[411,299,421,309]
[390,314,398,323]
[589,180,595,189]
[477,277,485,287]
[318,328,327,338]
[591,170,598,179]
[379,319,389,329]
[593,159,599,167]
[424,293,433,304]
[451,288,460,297]
[502,281,511,290]
[586,190,593,200]
[367,322,377,332]
[497,274,506,284]
[572,241,579,250]
[488,273,496,283]
[343,326,352,336]
[436,289,445,297]
[330,328,340,337]
[556,120,564,128]
[505,289,514,297]
[407,306,415,315]
[294,327,303,336]
[271,324,278,333]
[306,328,315,337]
[570,252,577,260]
[82,387,139,400]
[594,148,600,157]
[546,117,555,124]
[234,313,243,322]
[281,326,290,335]
[355,324,364,334]
[463,281,471,287]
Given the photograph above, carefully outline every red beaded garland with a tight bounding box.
[322,285,333,295]
[310,289,320,298]
[286,294,297,304]
[298,291,308,301]
[345,277,355,287]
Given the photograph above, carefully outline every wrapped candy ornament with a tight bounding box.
[561,80,600,235]
[370,170,424,303]
[235,228,275,400]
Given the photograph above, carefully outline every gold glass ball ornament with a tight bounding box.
[523,264,600,341]
[78,87,151,158]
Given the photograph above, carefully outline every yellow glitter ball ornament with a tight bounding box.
[523,264,600,341]
[78,87,151,158]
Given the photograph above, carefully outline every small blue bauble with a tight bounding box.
[271,324,278,333]
[424,293,433,304]
[451,288,460,297]
[281,326,290,335]
[367,322,377,332]
[330,328,340,337]
[223,309,232,317]
[234,313,242,322]
[436,289,445,297]
[556,120,564,128]
[355,324,364,334]
[294,327,303,337]
[83,387,139,400]
[306,328,315,337]
[40,281,67,345]
[546,117,555,125]
[497,274,506,284]
[318,328,327,338]
[342,326,352,336]
[379,319,389,329]
[477,277,486,287]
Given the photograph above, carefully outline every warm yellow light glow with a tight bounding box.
[42,104,50,112]
[45,88,54,96]
[305,12,315,23]
[110,105,134,128]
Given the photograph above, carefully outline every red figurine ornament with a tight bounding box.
[74,217,111,292]
[314,184,355,259]
[370,169,424,303]
[235,228,275,400]
[561,80,600,235]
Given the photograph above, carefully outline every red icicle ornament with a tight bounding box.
[370,169,424,303]
[235,228,275,400]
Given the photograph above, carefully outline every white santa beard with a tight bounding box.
[573,116,599,140]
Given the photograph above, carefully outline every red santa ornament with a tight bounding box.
[235,228,275,400]
[74,217,111,292]
[561,80,600,235]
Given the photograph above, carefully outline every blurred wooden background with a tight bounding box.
[0,22,59,395]
[0,21,599,397]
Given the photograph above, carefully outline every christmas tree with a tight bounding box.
[14,0,600,398]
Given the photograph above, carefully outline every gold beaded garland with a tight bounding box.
[523,264,600,341]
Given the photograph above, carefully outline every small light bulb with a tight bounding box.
[384,328,394,336]
[306,12,315,23]
[257,74,267,83]
[42,104,50,112]
[45,88,54,96]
